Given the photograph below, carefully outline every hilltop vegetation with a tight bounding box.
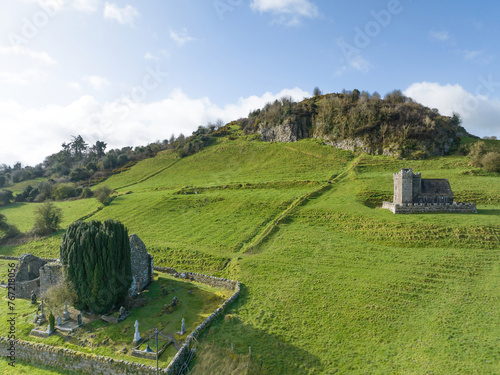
[237,89,470,159]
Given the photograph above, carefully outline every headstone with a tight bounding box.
[119,306,126,318]
[133,320,141,344]
[145,343,153,353]
[77,313,83,326]
[171,296,178,307]
[56,316,61,326]
[180,318,186,335]
[40,300,44,315]
[47,324,51,334]
[63,302,70,321]
[31,290,37,305]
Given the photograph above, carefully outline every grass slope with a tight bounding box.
[0,136,499,374]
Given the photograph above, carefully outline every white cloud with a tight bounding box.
[103,3,139,26]
[251,0,318,25]
[169,28,196,47]
[336,38,372,74]
[429,30,450,42]
[144,52,159,61]
[460,49,492,65]
[72,0,100,12]
[0,46,57,65]
[404,81,500,139]
[0,69,48,85]
[0,87,310,166]
[84,75,110,91]
[462,50,483,60]
[68,81,82,90]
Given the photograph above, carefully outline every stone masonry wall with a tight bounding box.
[129,234,152,293]
[383,201,477,214]
[165,277,241,375]
[39,263,63,297]
[14,278,40,300]
[0,338,162,375]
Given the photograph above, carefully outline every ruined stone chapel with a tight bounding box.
[383,168,477,214]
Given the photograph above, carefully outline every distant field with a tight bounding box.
[1,137,499,374]
[97,138,354,193]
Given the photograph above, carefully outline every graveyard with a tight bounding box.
[0,258,233,368]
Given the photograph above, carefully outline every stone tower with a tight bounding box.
[393,168,421,204]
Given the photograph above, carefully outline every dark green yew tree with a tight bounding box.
[60,220,132,314]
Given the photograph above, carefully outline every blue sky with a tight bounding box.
[1,0,499,166]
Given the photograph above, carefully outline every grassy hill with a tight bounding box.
[1,134,499,374]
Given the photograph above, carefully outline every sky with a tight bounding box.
[0,0,499,166]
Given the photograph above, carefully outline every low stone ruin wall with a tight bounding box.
[0,338,161,374]
[165,280,241,374]
[383,201,477,214]
[180,272,238,290]
[153,266,177,275]
[15,277,40,299]
[39,263,63,297]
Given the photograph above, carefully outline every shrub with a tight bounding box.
[53,183,78,200]
[481,152,500,172]
[70,166,91,182]
[468,141,486,167]
[44,278,78,308]
[60,220,132,314]
[80,187,93,199]
[0,190,13,206]
[32,202,63,236]
[94,185,115,205]
[3,224,20,240]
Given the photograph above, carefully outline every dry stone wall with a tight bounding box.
[0,338,163,374]
[383,201,477,214]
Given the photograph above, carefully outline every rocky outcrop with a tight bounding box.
[259,119,308,142]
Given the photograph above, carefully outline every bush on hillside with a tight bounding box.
[481,152,500,172]
[32,202,63,236]
[94,185,115,205]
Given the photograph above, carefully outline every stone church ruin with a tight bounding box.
[11,234,153,299]
[383,168,477,214]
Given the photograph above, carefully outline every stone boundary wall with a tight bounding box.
[383,201,477,214]
[165,278,241,374]
[153,265,177,275]
[0,257,241,374]
[0,338,162,374]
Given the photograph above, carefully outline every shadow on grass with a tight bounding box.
[190,285,323,375]
[477,208,500,216]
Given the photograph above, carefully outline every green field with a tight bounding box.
[0,136,499,374]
